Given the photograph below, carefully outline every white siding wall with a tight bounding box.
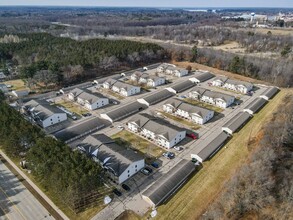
[163,104,174,113]
[212,80,224,87]
[103,82,111,89]
[188,91,200,100]
[167,131,186,148]
[68,93,76,101]
[118,159,145,184]
[42,113,67,128]
[128,122,140,132]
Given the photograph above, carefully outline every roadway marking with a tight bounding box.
[0,178,27,220]
[0,202,12,220]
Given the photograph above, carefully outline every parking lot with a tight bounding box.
[21,63,272,219]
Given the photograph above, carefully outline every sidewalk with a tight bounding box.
[0,150,70,220]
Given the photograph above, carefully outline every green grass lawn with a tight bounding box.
[159,111,201,130]
[184,98,223,113]
[112,130,165,159]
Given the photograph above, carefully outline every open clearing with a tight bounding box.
[140,89,292,220]
[3,79,26,90]
[112,130,165,159]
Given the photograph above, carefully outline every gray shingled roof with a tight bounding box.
[164,98,212,118]
[129,113,185,142]
[225,79,253,88]
[138,89,174,105]
[103,101,147,122]
[193,71,215,82]
[104,78,118,86]
[177,102,212,118]
[170,80,195,93]
[213,76,228,83]
[202,90,235,102]
[244,98,268,114]
[113,81,139,91]
[192,131,229,162]
[24,100,65,121]
[80,134,144,176]
[164,98,182,108]
[128,113,153,127]
[222,112,251,134]
[260,87,280,100]
[189,87,207,96]
[142,159,196,207]
[53,117,106,142]
[69,88,84,97]
[77,89,106,104]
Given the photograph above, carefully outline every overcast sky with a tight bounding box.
[0,0,292,8]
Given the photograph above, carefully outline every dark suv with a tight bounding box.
[121,184,130,191]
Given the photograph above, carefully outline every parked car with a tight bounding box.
[187,133,198,140]
[163,152,175,159]
[71,116,77,120]
[117,125,124,130]
[82,113,92,117]
[112,188,122,197]
[151,162,159,168]
[140,168,150,175]
[121,184,131,191]
[174,146,183,151]
[144,166,153,173]
[113,101,118,105]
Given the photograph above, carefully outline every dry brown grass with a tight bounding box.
[174,61,268,85]
[3,79,26,90]
[159,111,201,130]
[145,89,292,220]
[112,130,165,158]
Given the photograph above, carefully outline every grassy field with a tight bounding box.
[159,111,201,130]
[100,88,125,100]
[112,130,165,159]
[184,98,223,113]
[143,89,292,220]
[55,99,89,116]
[3,79,26,90]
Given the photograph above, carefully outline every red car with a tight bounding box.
[187,133,198,140]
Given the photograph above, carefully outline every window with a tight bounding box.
[128,174,130,177]
[128,170,130,173]
[135,165,137,168]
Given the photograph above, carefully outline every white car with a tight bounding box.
[174,146,183,151]
[117,125,124,130]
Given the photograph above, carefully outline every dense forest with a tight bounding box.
[203,95,293,219]
[0,93,103,211]
[0,33,165,85]
[168,46,293,87]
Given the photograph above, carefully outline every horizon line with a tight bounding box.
[0,5,292,9]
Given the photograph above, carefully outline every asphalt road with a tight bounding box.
[0,160,55,220]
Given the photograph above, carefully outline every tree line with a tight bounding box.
[202,94,293,219]
[0,33,165,85]
[0,94,103,211]
[169,46,293,87]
